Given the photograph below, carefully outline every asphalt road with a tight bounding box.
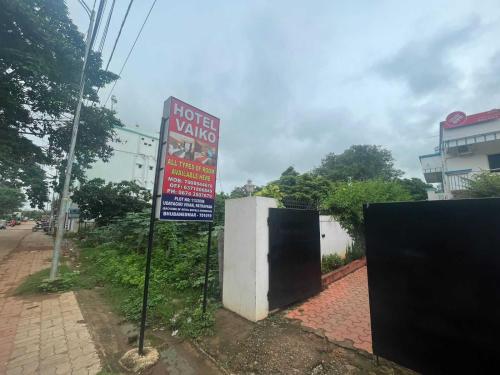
[0,222,33,262]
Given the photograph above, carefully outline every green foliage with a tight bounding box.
[71,179,151,226]
[39,273,79,293]
[15,265,76,295]
[315,145,403,182]
[76,212,220,338]
[0,185,25,215]
[255,184,284,202]
[397,178,430,200]
[462,172,500,198]
[323,179,411,243]
[276,168,331,207]
[229,184,262,198]
[214,192,228,225]
[344,241,365,263]
[0,0,121,207]
[21,209,44,220]
[257,167,331,208]
[321,253,344,274]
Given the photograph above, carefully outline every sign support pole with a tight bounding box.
[138,117,167,356]
[202,221,213,314]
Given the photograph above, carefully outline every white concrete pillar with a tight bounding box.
[222,196,278,321]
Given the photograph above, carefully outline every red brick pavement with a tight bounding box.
[287,266,372,353]
[0,229,101,374]
[0,248,51,374]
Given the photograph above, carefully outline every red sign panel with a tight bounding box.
[444,109,500,129]
[158,97,220,221]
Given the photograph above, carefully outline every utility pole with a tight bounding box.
[50,10,95,280]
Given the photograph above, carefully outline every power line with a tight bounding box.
[104,0,158,107]
[105,0,134,72]
[98,0,116,53]
[77,0,91,16]
[90,0,107,50]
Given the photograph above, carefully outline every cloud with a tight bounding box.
[474,51,500,100]
[374,16,481,97]
[72,1,500,191]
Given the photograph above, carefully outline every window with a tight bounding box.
[488,153,500,171]
[149,166,154,170]
[137,163,143,169]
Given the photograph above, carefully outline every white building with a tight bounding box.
[419,109,500,200]
[86,125,159,192]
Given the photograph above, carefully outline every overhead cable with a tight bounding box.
[103,0,158,107]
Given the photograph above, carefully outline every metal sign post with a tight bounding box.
[138,117,167,356]
[138,97,220,356]
[202,222,213,314]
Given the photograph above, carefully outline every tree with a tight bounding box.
[277,168,331,207]
[213,192,228,225]
[397,178,430,201]
[71,179,151,226]
[255,184,284,203]
[0,0,121,208]
[229,184,262,198]
[323,179,411,247]
[314,145,403,182]
[0,185,25,216]
[258,167,331,208]
[461,172,500,198]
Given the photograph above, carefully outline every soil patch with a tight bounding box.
[198,309,416,375]
[76,288,221,374]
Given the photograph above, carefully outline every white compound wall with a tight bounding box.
[222,196,277,321]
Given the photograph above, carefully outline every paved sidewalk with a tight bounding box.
[287,266,372,353]
[0,229,101,375]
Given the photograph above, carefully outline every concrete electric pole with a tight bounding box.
[50,10,95,280]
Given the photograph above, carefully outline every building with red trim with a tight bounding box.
[419,109,500,200]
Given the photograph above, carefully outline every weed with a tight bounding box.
[15,264,77,295]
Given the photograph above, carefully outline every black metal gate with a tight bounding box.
[268,208,321,310]
[364,198,500,375]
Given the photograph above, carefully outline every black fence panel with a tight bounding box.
[268,208,321,310]
[364,198,500,375]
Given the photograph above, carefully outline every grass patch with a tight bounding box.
[15,264,77,295]
[75,243,218,338]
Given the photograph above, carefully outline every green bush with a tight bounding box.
[76,211,220,338]
[461,171,500,198]
[321,253,345,274]
[323,179,411,248]
[345,241,365,263]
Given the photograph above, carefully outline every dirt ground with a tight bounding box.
[198,309,416,375]
[0,222,34,261]
[77,287,416,375]
[69,235,415,375]
[76,288,221,374]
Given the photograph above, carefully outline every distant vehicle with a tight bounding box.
[0,220,6,229]
[8,220,16,227]
[32,220,49,233]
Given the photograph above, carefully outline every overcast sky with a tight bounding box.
[68,0,500,192]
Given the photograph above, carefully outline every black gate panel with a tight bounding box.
[268,208,321,310]
[364,199,500,375]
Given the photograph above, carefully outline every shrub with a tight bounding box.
[76,212,220,338]
[321,253,345,274]
[323,179,411,247]
[344,241,365,263]
[462,171,500,198]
